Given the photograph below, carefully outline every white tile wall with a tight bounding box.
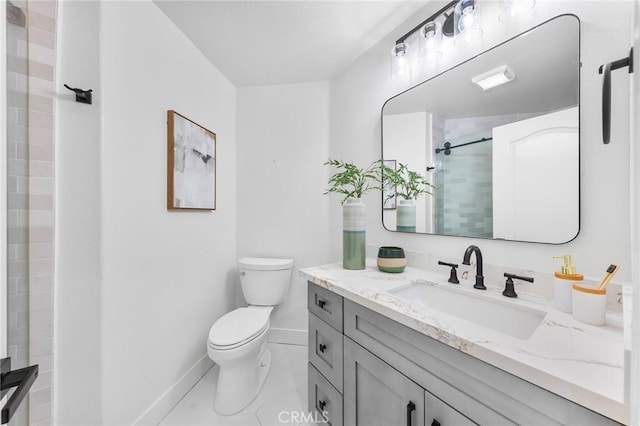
[6,0,57,424]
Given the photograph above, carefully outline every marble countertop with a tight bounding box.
[300,260,627,424]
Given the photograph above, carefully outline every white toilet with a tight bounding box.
[207,257,294,415]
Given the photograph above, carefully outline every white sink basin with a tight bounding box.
[388,282,546,340]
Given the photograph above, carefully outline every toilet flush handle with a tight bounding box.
[239,271,246,276]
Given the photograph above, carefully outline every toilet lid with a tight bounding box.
[238,257,294,271]
[208,307,270,348]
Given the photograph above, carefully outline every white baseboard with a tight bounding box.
[132,330,305,425]
[268,327,308,346]
[133,355,214,426]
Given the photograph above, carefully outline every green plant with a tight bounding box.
[324,159,382,204]
[382,162,433,202]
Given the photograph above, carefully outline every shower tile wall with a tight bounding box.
[6,1,57,425]
[434,113,538,237]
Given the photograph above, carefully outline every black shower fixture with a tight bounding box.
[435,137,493,155]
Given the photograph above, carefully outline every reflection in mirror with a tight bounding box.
[382,15,580,244]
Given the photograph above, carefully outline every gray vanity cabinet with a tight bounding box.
[343,298,620,426]
[343,328,478,426]
[424,392,477,426]
[307,282,620,426]
[308,283,344,426]
[344,337,425,426]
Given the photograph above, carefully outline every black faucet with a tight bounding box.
[462,245,486,290]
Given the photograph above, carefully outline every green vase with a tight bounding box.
[397,199,416,233]
[343,198,366,270]
[377,246,406,273]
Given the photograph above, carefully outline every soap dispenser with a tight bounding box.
[553,255,584,313]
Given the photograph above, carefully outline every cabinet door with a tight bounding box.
[425,391,477,426]
[344,337,424,426]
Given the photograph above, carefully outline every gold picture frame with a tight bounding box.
[167,110,216,210]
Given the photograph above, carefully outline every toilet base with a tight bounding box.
[214,346,272,415]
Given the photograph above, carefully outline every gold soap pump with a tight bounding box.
[554,255,579,276]
[553,255,584,313]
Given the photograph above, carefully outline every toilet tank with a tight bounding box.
[238,257,294,306]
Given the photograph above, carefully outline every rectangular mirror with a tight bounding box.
[382,14,580,244]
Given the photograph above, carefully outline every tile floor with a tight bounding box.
[159,343,310,426]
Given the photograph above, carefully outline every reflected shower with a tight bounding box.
[435,136,493,155]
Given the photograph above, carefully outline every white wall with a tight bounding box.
[630,1,640,423]
[382,112,430,233]
[55,1,103,423]
[237,82,332,343]
[100,2,237,424]
[56,1,237,424]
[330,1,633,285]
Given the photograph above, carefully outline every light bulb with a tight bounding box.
[419,21,443,62]
[454,0,483,44]
[391,43,410,79]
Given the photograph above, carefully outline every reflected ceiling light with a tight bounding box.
[471,65,515,90]
[499,0,536,22]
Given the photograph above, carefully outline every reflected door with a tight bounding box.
[492,107,579,243]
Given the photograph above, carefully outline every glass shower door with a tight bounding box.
[434,130,493,238]
[5,2,30,424]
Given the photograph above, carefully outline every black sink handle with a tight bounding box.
[502,273,534,298]
[438,261,460,284]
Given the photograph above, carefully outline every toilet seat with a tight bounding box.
[208,307,271,350]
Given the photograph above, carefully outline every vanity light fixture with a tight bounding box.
[391,0,535,79]
[471,65,515,90]
[391,0,481,78]
[391,0,457,78]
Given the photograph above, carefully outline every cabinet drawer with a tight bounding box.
[308,282,343,332]
[309,363,343,426]
[425,391,477,426]
[309,312,343,392]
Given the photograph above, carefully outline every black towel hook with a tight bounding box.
[64,84,92,105]
[598,47,633,144]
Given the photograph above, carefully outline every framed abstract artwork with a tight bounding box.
[167,110,216,210]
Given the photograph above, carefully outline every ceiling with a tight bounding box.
[154,0,429,87]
